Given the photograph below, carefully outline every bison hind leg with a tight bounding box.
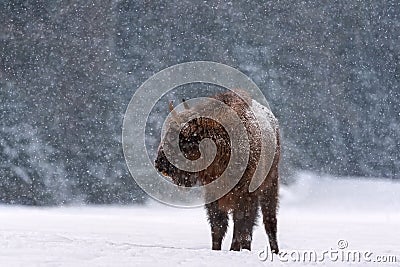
[230,197,259,251]
[259,187,279,253]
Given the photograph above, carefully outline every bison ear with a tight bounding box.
[182,99,190,110]
[168,101,179,119]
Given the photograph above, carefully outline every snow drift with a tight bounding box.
[0,172,399,266]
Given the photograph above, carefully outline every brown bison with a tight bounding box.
[154,89,280,252]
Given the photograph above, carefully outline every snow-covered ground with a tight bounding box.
[1,172,399,266]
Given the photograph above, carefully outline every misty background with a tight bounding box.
[1,1,399,205]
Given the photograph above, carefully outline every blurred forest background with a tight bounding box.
[1,0,399,205]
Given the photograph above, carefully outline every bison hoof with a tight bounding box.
[230,241,241,251]
[270,245,279,254]
[212,243,222,250]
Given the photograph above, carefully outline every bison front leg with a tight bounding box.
[205,201,228,250]
[230,199,258,251]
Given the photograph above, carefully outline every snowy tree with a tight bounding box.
[0,0,399,205]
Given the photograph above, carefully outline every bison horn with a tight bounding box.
[182,99,190,110]
[168,101,179,119]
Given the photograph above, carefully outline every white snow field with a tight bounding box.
[1,172,399,267]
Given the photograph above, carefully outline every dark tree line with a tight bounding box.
[0,0,399,205]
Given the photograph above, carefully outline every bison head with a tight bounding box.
[154,101,202,187]
[154,99,231,188]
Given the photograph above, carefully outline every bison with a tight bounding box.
[154,89,280,252]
